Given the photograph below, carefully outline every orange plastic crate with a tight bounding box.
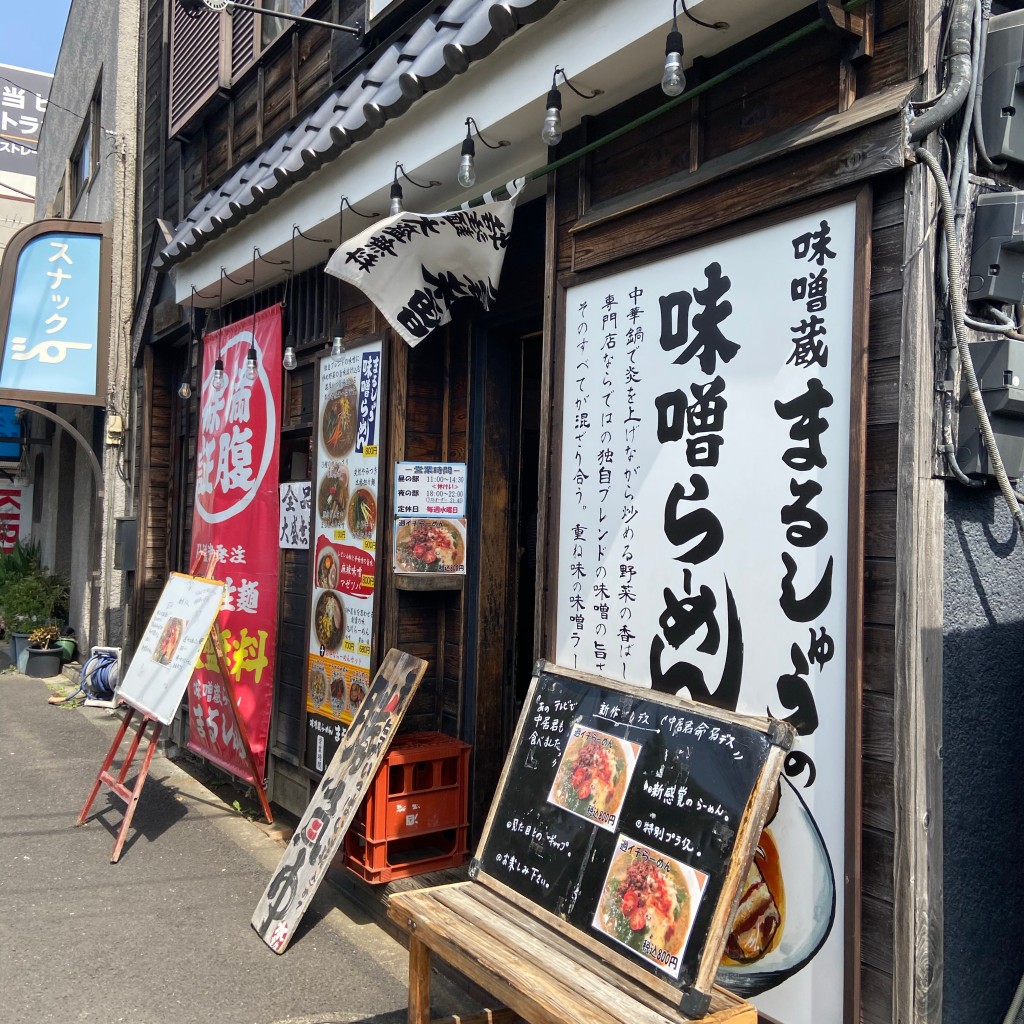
[343,731,471,884]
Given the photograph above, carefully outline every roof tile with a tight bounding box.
[158,0,560,269]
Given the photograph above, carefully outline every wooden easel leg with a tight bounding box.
[408,935,432,1024]
[76,708,135,826]
[110,721,162,864]
[115,710,149,785]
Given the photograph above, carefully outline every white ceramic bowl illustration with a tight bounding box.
[715,776,836,996]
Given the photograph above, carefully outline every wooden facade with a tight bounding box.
[128,1,974,1021]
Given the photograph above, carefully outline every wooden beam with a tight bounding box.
[893,154,945,1024]
[893,2,945,1020]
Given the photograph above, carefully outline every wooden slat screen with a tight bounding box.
[168,4,227,137]
[230,5,257,82]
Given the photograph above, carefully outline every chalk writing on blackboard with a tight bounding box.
[474,662,792,1007]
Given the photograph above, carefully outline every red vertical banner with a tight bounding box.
[188,305,282,784]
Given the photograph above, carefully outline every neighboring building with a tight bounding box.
[129,2,1023,1024]
[27,0,140,643]
[0,64,50,257]
[0,65,53,538]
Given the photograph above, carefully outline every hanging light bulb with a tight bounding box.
[331,333,345,360]
[212,356,226,390]
[389,180,404,217]
[177,379,192,399]
[245,343,258,381]
[458,130,476,189]
[541,76,563,146]
[282,333,297,371]
[661,18,685,96]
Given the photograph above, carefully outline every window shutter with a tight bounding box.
[168,3,229,137]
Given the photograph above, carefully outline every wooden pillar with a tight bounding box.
[894,3,946,1018]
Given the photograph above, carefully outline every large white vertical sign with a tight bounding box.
[555,202,858,1023]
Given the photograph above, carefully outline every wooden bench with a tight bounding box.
[388,881,756,1024]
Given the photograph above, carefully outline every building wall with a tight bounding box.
[0,188,34,255]
[32,0,139,646]
[942,489,1024,1024]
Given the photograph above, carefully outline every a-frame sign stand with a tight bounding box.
[75,707,165,862]
[76,554,272,862]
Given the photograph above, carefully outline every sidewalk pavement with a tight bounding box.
[0,667,473,1024]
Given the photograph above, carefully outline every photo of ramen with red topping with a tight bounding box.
[547,725,639,831]
[394,518,465,573]
[593,835,707,979]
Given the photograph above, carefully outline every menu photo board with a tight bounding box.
[393,461,467,576]
[473,662,793,1018]
[118,573,227,726]
[304,335,387,774]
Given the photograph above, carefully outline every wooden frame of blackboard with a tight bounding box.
[471,660,794,1018]
[540,187,871,1024]
[299,331,389,776]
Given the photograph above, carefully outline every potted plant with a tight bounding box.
[24,624,62,678]
[0,565,69,665]
[55,628,77,664]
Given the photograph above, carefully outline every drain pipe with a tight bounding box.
[909,0,976,142]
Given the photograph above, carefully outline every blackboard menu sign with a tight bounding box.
[472,662,793,1017]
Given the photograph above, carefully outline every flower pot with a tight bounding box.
[23,646,62,678]
[55,637,76,663]
[9,631,31,664]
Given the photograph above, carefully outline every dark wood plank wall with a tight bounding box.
[860,173,902,1024]
[395,329,467,736]
[546,9,912,1024]
[208,264,470,763]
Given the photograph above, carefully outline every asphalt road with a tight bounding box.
[0,669,467,1024]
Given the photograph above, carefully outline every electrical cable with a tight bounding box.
[909,0,975,142]
[949,0,982,227]
[941,386,984,487]
[916,145,1024,537]
[0,74,117,142]
[964,313,1018,333]
[0,179,35,200]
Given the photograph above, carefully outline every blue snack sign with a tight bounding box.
[0,220,109,405]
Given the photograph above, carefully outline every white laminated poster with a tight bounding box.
[118,573,227,725]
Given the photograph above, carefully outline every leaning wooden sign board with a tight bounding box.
[469,662,794,1019]
[251,648,428,953]
[77,572,272,862]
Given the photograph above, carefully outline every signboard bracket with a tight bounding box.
[0,399,103,496]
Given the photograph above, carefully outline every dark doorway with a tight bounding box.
[463,194,546,834]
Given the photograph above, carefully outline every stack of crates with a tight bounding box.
[342,731,471,884]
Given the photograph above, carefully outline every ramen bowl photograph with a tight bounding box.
[593,835,708,979]
[547,725,639,831]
